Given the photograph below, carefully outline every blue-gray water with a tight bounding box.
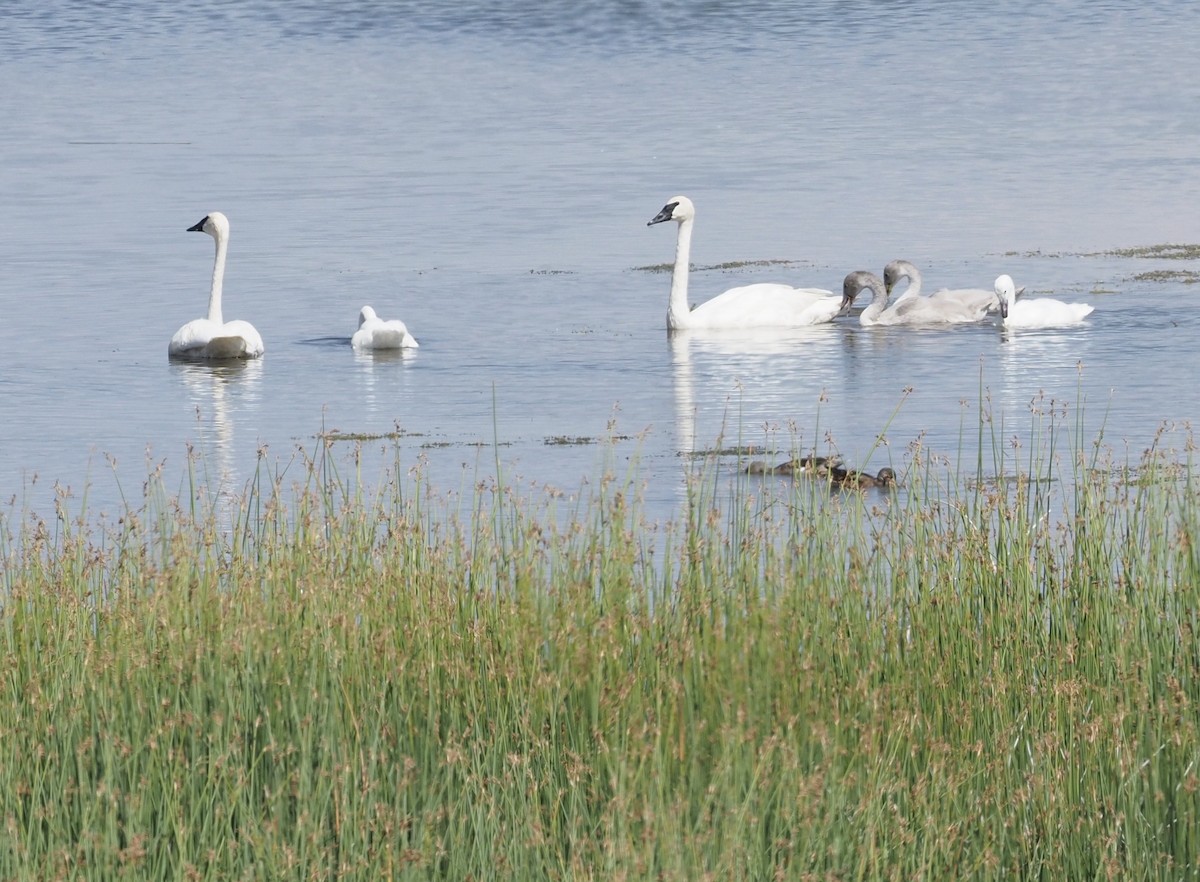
[3,1,1199,522]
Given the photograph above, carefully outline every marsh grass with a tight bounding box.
[2,406,1200,880]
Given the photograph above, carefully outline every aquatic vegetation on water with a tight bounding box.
[1,413,1199,881]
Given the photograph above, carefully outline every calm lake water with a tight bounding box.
[3,1,1200,525]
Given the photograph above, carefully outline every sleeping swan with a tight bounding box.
[647,195,841,330]
[169,212,265,360]
[884,259,1002,318]
[995,274,1094,328]
[351,306,419,350]
[840,270,987,326]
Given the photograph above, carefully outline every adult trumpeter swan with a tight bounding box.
[169,212,265,360]
[351,306,419,350]
[995,274,1094,328]
[647,195,841,330]
[841,270,987,326]
[884,259,1001,318]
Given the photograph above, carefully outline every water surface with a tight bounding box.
[2,1,1199,522]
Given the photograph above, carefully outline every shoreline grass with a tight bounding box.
[2,410,1200,880]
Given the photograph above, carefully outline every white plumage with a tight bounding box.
[351,306,419,350]
[995,274,1093,328]
[647,196,841,330]
[169,212,265,360]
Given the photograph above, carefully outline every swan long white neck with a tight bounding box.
[861,280,890,323]
[668,216,694,330]
[895,267,921,300]
[206,230,227,325]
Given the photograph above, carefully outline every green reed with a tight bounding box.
[1,407,1199,881]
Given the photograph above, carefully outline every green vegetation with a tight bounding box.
[2,412,1199,880]
[1109,243,1200,261]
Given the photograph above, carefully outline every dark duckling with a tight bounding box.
[826,465,898,490]
[743,454,841,476]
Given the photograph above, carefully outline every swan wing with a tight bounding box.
[689,283,838,329]
[353,318,419,349]
[170,319,263,359]
[1004,299,1094,328]
[883,291,989,324]
[928,287,998,313]
[169,318,220,356]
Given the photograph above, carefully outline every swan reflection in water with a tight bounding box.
[668,325,845,462]
[172,357,263,497]
[353,337,418,416]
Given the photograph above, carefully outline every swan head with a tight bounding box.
[883,260,919,296]
[994,274,1017,318]
[648,195,695,226]
[187,211,230,240]
[839,270,884,313]
[358,305,378,327]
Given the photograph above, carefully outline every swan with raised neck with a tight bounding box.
[882,259,995,321]
[169,212,265,360]
[647,195,840,330]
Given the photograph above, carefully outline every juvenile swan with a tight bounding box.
[352,306,419,350]
[169,212,265,360]
[995,275,1094,328]
[647,196,841,330]
[884,259,999,319]
[841,269,987,326]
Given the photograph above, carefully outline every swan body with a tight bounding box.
[351,306,419,350]
[841,269,987,326]
[884,259,1003,318]
[995,275,1093,328]
[647,196,841,330]
[169,212,264,360]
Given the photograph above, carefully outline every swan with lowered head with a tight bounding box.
[647,196,841,330]
[351,306,419,350]
[169,212,264,360]
[884,259,1003,318]
[841,269,986,326]
[995,274,1093,328]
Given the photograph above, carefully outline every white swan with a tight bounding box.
[995,274,1094,328]
[169,212,265,360]
[841,270,984,326]
[647,195,841,330]
[351,306,419,350]
[884,259,1001,318]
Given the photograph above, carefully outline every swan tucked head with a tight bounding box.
[358,305,378,327]
[883,260,919,295]
[647,195,695,226]
[994,274,1017,318]
[839,270,883,312]
[187,211,230,239]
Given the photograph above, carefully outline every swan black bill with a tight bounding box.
[187,216,209,232]
[647,202,678,226]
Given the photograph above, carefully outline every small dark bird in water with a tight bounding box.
[743,454,841,476]
[825,466,898,490]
